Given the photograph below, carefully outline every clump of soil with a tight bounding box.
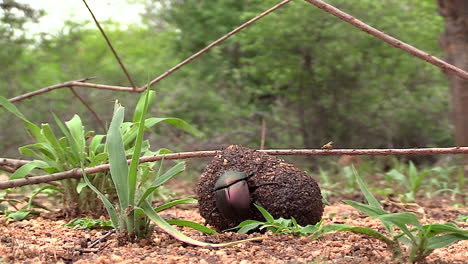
[197,145,324,231]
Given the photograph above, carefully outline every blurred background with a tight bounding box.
[0,0,463,169]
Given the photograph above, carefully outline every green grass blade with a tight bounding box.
[352,166,382,209]
[129,90,151,207]
[132,90,156,123]
[166,219,218,235]
[41,124,66,165]
[52,113,81,163]
[81,165,120,229]
[26,185,61,209]
[138,162,186,206]
[154,198,197,212]
[140,200,263,247]
[0,96,45,143]
[107,102,129,211]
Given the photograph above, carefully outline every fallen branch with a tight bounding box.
[303,0,468,80]
[1,147,467,189]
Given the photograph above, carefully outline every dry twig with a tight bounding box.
[69,87,106,132]
[142,0,293,89]
[82,0,138,89]
[1,147,467,189]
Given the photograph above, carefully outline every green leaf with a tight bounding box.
[423,223,468,237]
[26,185,61,209]
[309,224,395,246]
[5,209,30,221]
[0,97,45,143]
[300,224,321,235]
[9,160,50,179]
[154,198,197,212]
[64,218,113,229]
[65,115,86,160]
[386,169,410,189]
[52,113,80,163]
[235,221,264,234]
[128,90,152,207]
[138,162,186,206]
[81,165,120,230]
[344,200,388,216]
[140,200,263,247]
[427,233,468,250]
[106,102,129,212]
[254,204,275,223]
[352,166,382,209]
[373,212,422,242]
[352,167,393,233]
[41,124,66,164]
[0,96,27,119]
[133,90,156,123]
[89,135,106,155]
[88,152,109,167]
[145,117,204,137]
[166,219,218,235]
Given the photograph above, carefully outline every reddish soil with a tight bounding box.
[0,188,467,264]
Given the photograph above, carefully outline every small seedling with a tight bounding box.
[310,167,468,263]
[231,204,322,236]
[64,218,113,230]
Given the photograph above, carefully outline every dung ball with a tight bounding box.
[197,145,324,231]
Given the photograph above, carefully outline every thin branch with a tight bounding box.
[8,79,138,103]
[0,158,30,168]
[1,147,467,189]
[143,0,294,89]
[82,0,138,89]
[303,0,468,80]
[69,87,106,132]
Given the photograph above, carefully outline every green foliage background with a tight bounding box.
[0,0,452,161]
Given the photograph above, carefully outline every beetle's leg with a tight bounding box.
[246,164,261,179]
[205,207,217,226]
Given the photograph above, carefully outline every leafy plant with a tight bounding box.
[82,90,260,246]
[310,167,468,263]
[0,94,202,215]
[64,218,113,230]
[231,204,322,237]
[0,185,60,221]
[385,161,431,201]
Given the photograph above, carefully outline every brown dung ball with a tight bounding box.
[197,145,324,231]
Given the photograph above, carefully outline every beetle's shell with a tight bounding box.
[215,179,251,219]
[197,145,324,231]
[214,170,248,190]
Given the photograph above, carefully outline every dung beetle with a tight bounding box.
[212,166,278,220]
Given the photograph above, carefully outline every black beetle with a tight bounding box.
[212,166,278,220]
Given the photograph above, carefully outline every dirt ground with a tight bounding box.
[0,179,466,264]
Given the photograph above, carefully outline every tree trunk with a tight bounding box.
[437,0,468,173]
